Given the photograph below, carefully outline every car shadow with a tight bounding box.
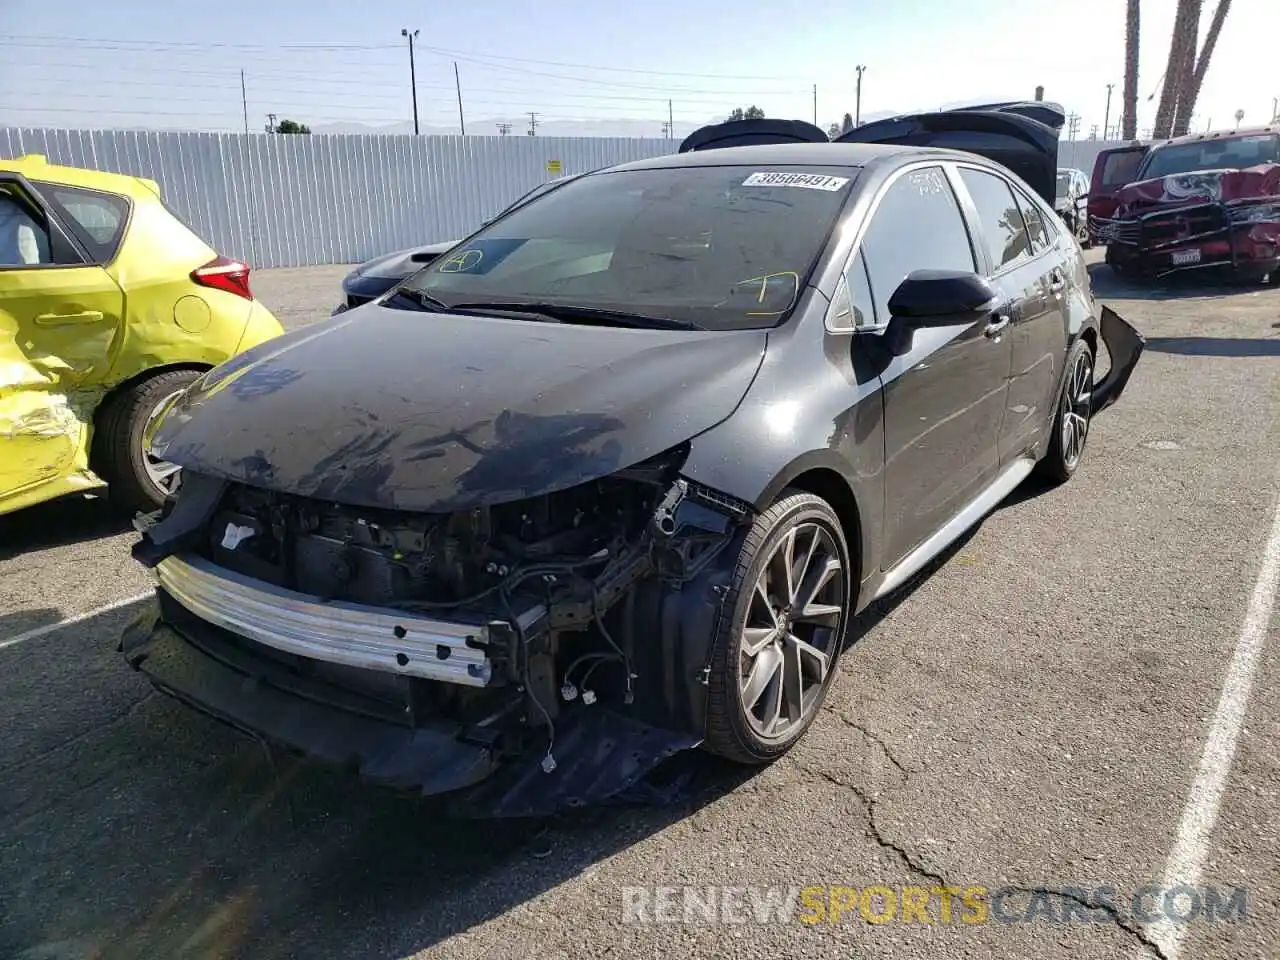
[1087,260,1271,301]
[0,494,133,560]
[1144,336,1280,358]
[0,511,1002,960]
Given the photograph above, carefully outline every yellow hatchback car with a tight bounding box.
[0,155,284,516]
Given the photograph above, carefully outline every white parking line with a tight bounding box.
[1144,492,1280,959]
[0,591,152,651]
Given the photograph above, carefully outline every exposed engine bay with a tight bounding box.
[124,447,754,814]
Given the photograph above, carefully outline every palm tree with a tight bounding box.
[1152,0,1201,140]
[1171,0,1232,136]
[1122,0,1140,139]
[1122,0,1141,138]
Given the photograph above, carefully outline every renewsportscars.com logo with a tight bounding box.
[621,884,1249,927]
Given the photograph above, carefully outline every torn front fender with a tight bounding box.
[1092,306,1145,414]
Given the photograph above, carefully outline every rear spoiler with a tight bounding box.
[678,118,831,153]
[678,101,1066,206]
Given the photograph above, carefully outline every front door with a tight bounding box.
[0,175,124,506]
[857,165,1014,569]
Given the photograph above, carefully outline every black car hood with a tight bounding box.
[154,306,768,513]
[348,241,459,282]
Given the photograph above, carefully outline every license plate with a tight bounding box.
[1171,248,1202,266]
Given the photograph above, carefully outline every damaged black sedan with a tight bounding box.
[122,104,1144,816]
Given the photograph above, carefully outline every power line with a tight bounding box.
[412,43,812,81]
[0,33,400,51]
[9,69,806,108]
[0,33,814,81]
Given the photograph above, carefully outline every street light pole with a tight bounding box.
[401,28,420,135]
[1104,83,1114,139]
[854,65,866,127]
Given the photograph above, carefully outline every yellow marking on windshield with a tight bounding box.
[439,249,484,273]
[737,271,801,316]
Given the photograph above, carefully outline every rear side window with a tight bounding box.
[41,183,130,263]
[958,167,1033,272]
[860,166,975,323]
[1014,188,1053,251]
[0,185,52,266]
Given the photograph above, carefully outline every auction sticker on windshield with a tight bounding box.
[742,172,850,191]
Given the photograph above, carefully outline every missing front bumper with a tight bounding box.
[121,595,700,816]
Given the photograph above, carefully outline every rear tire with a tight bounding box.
[704,491,852,765]
[94,369,202,516]
[1036,339,1094,485]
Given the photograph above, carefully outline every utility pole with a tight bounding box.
[240,69,249,135]
[812,84,817,125]
[1103,83,1114,141]
[668,99,673,138]
[497,122,512,136]
[1065,113,1081,140]
[1272,97,1278,122]
[264,112,277,134]
[453,62,466,135]
[854,65,866,126]
[527,112,539,136]
[661,121,672,139]
[401,28,420,135]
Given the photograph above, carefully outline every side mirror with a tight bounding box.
[886,270,996,324]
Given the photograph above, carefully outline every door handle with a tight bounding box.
[984,314,1010,339]
[34,310,105,326]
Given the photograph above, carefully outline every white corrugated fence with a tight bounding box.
[0,129,675,268]
[1,128,1136,269]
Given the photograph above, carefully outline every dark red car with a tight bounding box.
[1088,126,1280,283]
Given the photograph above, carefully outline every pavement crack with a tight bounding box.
[0,689,155,777]
[794,760,1168,960]
[997,886,1170,960]
[831,712,916,779]
[793,760,947,887]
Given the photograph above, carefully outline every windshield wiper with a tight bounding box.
[444,300,702,330]
[383,287,452,312]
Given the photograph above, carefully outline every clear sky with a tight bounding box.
[1,0,1275,138]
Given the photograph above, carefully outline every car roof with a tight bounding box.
[1154,124,1279,148]
[0,154,162,198]
[602,141,920,173]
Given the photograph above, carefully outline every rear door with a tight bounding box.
[0,175,125,506]
[952,164,1068,463]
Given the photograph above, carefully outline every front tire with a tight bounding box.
[704,491,852,765]
[94,369,202,516]
[1036,339,1094,485]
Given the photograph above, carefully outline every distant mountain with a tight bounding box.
[308,100,1017,140]
[311,117,706,139]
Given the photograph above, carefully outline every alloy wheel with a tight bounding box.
[1061,349,1093,470]
[142,390,185,497]
[739,522,846,740]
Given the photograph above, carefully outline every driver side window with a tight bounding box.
[860,166,976,322]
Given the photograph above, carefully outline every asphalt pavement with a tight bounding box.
[1,251,1277,960]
